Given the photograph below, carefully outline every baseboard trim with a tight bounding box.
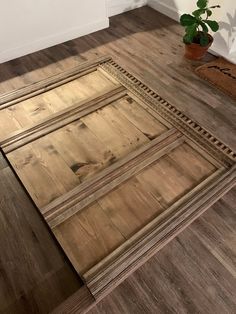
[209,45,236,64]
[108,0,147,17]
[0,18,109,64]
[148,1,227,60]
[148,0,182,21]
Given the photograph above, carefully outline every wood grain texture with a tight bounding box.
[88,187,236,314]
[100,60,235,167]
[0,160,82,314]
[3,53,234,294]
[2,51,235,304]
[0,68,119,139]
[0,56,112,108]
[7,96,170,209]
[44,129,182,227]
[113,94,168,139]
[0,6,235,314]
[0,86,126,153]
[51,286,95,314]
[84,166,235,298]
[53,142,227,280]
[0,154,8,170]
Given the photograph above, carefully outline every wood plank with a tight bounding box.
[53,138,221,278]
[43,129,182,227]
[54,175,164,274]
[0,109,22,139]
[96,142,217,238]
[0,166,81,314]
[113,94,168,139]
[1,86,126,152]
[11,69,120,124]
[7,138,80,207]
[0,8,236,314]
[81,103,149,159]
[54,202,126,274]
[84,165,236,298]
[51,286,95,314]
[135,143,216,206]
[0,55,112,108]
[191,209,236,279]
[49,121,116,183]
[100,60,236,166]
[97,177,164,238]
[0,154,8,170]
[89,193,236,314]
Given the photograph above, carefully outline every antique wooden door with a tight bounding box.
[0,56,235,298]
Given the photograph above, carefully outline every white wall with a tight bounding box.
[148,0,236,63]
[211,0,236,63]
[0,0,108,63]
[148,0,194,21]
[108,0,147,17]
[2,0,234,64]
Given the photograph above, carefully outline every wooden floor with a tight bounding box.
[90,188,236,314]
[0,155,82,314]
[0,6,235,314]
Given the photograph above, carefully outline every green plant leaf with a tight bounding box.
[197,0,208,9]
[183,34,192,45]
[204,20,219,32]
[206,9,212,17]
[186,24,197,36]
[199,21,209,32]
[180,14,196,26]
[192,9,206,17]
[200,33,209,46]
[183,24,197,44]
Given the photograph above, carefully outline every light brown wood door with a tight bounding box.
[0,56,235,298]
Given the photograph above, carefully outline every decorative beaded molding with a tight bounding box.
[100,60,236,168]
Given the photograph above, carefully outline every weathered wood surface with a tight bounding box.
[44,130,181,227]
[0,68,120,141]
[1,55,235,303]
[2,54,234,291]
[51,286,95,314]
[0,155,82,314]
[89,188,236,314]
[0,86,127,153]
[54,141,219,275]
[0,56,112,108]
[0,6,235,314]
[6,95,171,209]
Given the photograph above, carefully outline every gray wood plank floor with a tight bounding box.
[89,188,236,314]
[0,6,235,314]
[0,154,82,314]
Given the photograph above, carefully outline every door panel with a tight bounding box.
[53,140,217,275]
[0,56,235,299]
[7,94,169,207]
[0,69,120,140]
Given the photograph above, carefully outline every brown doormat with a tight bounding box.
[195,57,236,99]
[0,56,235,308]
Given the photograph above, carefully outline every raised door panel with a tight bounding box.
[7,94,169,208]
[53,140,218,275]
[0,56,235,300]
[0,67,120,140]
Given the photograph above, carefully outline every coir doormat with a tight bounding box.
[195,58,236,99]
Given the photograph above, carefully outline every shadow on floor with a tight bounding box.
[0,6,178,86]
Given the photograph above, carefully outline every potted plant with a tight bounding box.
[180,0,220,60]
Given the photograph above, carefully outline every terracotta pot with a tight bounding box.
[184,34,213,60]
